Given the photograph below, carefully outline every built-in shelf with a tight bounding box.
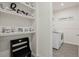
[0,31,35,36]
[20,2,36,10]
[0,8,35,19]
[0,2,36,36]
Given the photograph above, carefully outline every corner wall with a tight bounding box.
[36,2,53,57]
[54,6,79,45]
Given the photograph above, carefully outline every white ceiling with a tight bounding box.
[53,2,79,12]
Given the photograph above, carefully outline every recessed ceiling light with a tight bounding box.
[61,3,64,6]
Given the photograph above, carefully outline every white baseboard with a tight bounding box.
[64,41,79,46]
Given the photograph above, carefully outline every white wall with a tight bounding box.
[36,2,53,57]
[54,6,79,45]
[0,12,33,27]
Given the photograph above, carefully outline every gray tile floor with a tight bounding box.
[53,43,78,57]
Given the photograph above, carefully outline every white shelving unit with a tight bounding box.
[20,2,36,10]
[0,8,35,20]
[0,2,37,57]
[0,2,36,36]
[0,31,35,36]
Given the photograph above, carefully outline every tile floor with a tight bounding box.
[53,43,78,57]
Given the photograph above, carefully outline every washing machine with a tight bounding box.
[52,32,63,49]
